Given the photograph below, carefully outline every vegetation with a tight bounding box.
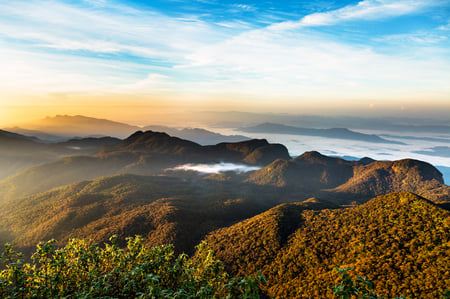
[0,174,302,255]
[0,236,264,298]
[1,130,450,298]
[207,192,450,298]
[332,159,450,202]
[249,153,450,203]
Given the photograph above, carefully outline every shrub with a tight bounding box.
[0,236,264,298]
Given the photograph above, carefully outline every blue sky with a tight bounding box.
[0,0,449,123]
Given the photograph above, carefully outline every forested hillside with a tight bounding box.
[0,174,315,254]
[0,130,449,299]
[206,192,450,298]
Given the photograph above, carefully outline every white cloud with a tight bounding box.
[270,0,443,30]
[166,163,261,174]
[0,0,226,61]
[0,0,448,103]
[177,24,450,99]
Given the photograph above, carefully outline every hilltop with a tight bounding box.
[144,125,249,145]
[246,151,449,203]
[206,192,450,298]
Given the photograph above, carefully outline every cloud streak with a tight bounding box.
[0,0,448,110]
[166,163,261,174]
[270,0,443,30]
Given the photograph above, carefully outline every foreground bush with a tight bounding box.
[0,236,264,298]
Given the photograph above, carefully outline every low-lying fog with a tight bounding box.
[167,162,261,174]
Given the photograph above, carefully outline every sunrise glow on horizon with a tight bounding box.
[0,0,449,125]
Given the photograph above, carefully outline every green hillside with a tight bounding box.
[206,192,450,298]
[0,174,311,255]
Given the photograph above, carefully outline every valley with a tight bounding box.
[0,116,449,298]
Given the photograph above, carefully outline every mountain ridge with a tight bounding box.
[9,115,141,138]
[0,131,290,201]
[239,122,404,144]
[246,152,449,203]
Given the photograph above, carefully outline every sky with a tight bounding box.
[0,0,449,125]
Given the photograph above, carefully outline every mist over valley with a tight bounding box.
[0,114,449,297]
[2,0,449,295]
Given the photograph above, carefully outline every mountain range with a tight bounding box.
[7,115,140,139]
[6,115,250,143]
[0,131,289,201]
[239,122,403,144]
[143,125,249,145]
[0,118,449,298]
[196,111,450,134]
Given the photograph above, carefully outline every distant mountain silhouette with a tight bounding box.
[206,192,450,298]
[198,111,450,134]
[10,115,140,138]
[144,125,249,145]
[240,122,403,144]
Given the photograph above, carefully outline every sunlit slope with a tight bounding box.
[206,192,450,298]
[247,151,450,203]
[247,151,357,189]
[330,159,449,202]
